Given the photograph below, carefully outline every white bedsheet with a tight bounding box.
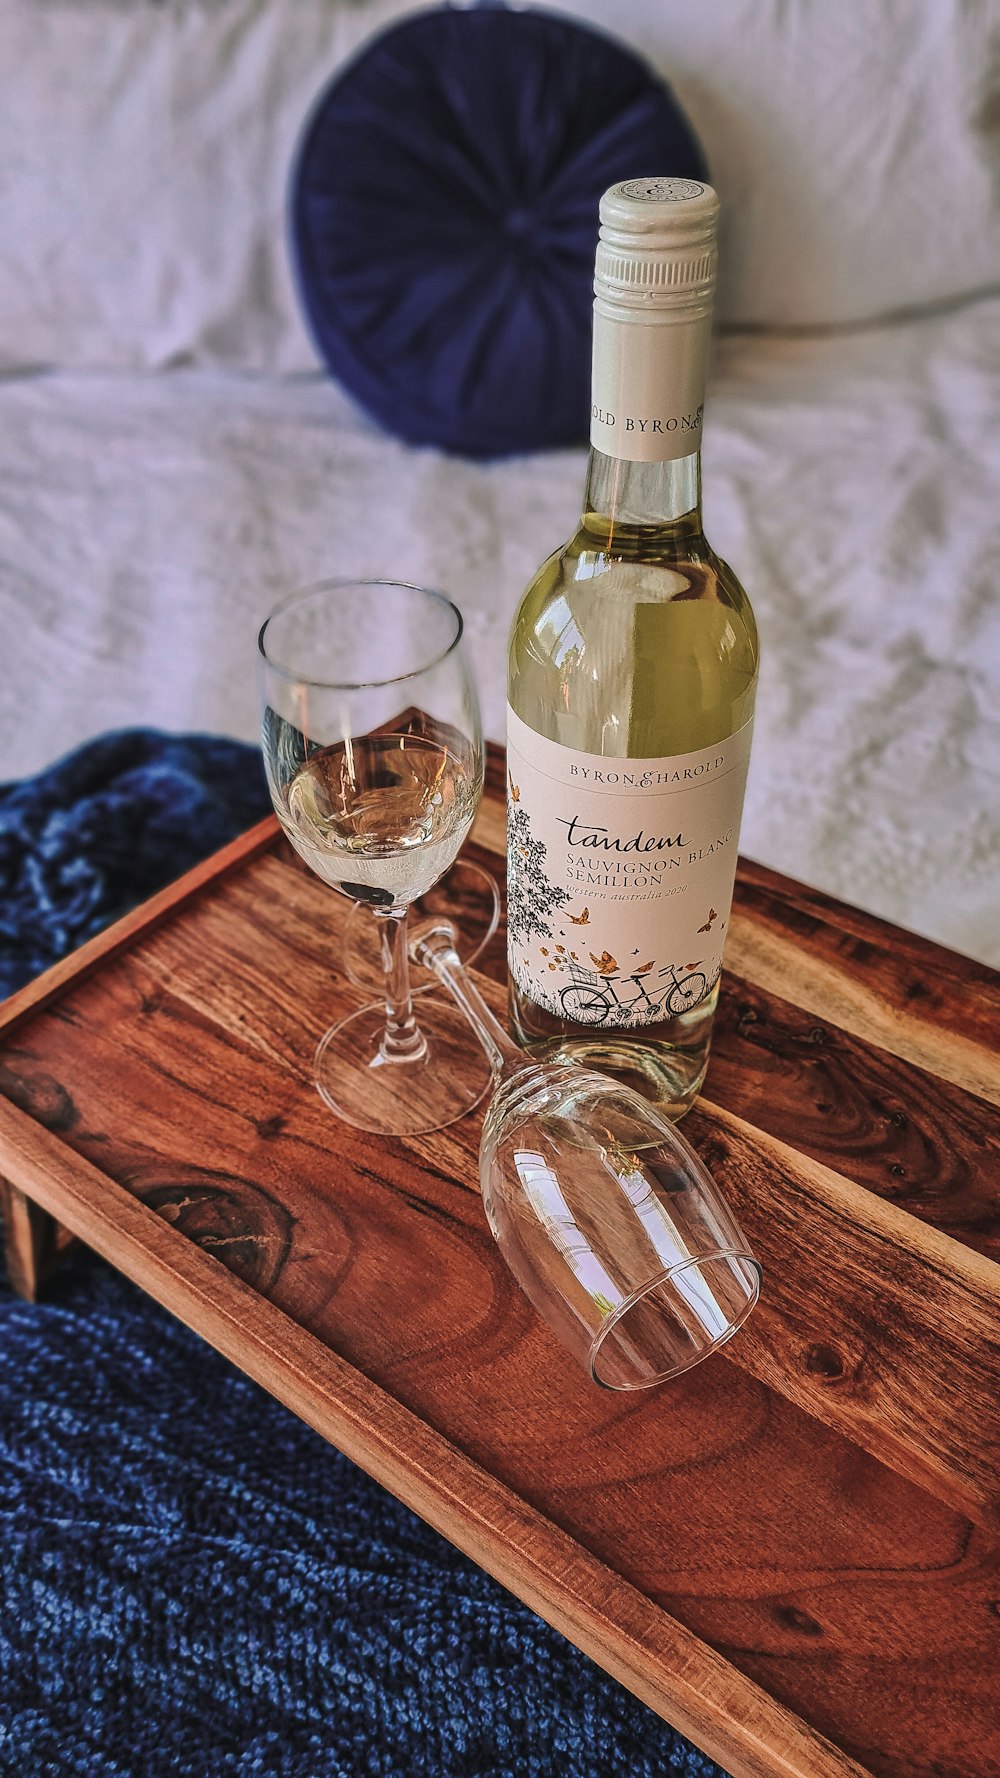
[2,297,998,965]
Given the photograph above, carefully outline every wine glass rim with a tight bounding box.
[587,1250,762,1390]
[257,578,465,691]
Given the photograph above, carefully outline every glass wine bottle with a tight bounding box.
[507,178,758,1119]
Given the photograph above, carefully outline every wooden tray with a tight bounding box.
[1,743,998,1778]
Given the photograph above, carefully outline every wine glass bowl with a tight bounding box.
[411,920,761,1389]
[279,725,476,904]
[481,1063,760,1388]
[258,580,492,1136]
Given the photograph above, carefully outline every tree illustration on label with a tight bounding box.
[507,802,570,947]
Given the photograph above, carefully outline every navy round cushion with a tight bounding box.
[290,4,707,457]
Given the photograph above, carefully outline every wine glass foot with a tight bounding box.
[314,999,493,1135]
[341,859,500,996]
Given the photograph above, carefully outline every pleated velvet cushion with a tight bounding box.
[290,4,707,456]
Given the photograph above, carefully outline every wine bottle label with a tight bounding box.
[506,707,753,1029]
[590,309,711,464]
[587,311,711,465]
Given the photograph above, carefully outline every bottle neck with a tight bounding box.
[587,297,710,543]
[581,447,702,543]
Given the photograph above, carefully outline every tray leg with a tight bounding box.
[1,1178,67,1301]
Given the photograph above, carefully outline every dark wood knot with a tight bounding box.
[805,1342,846,1381]
[126,1163,294,1293]
[254,1114,286,1140]
[774,1604,823,1636]
[0,1059,78,1133]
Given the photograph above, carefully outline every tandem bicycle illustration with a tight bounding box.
[557,956,718,1024]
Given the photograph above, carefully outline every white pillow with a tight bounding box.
[0,0,382,371]
[1,0,997,370]
[555,0,1000,327]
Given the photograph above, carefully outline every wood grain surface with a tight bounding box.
[1,742,998,1778]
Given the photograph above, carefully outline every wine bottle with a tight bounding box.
[506,177,758,1119]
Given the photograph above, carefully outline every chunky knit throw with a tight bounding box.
[0,731,729,1777]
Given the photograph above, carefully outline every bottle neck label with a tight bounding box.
[506,706,753,1030]
[590,308,711,463]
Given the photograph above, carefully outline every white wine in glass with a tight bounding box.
[284,733,478,904]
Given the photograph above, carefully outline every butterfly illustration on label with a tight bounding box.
[567,906,590,926]
[698,908,718,933]
[508,772,520,803]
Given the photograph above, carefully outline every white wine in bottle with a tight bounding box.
[507,178,758,1119]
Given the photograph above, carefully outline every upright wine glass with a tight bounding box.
[259,579,491,1136]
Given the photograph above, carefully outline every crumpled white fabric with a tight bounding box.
[1,0,999,371]
[1,296,997,964]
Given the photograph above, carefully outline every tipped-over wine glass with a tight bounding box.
[411,921,761,1388]
[258,579,492,1136]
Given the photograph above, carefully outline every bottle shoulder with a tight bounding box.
[508,523,758,756]
[510,524,759,664]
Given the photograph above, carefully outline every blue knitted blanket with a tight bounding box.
[0,731,729,1778]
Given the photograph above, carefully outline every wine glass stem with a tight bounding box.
[375,909,427,1064]
[412,925,522,1079]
